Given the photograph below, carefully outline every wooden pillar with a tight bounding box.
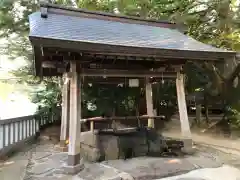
[145,78,154,128]
[60,73,70,147]
[195,103,202,125]
[90,121,94,131]
[176,72,192,151]
[66,61,83,173]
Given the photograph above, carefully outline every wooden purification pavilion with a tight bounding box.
[29,3,237,173]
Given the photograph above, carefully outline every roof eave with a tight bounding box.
[29,36,236,61]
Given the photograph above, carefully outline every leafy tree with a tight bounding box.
[0,0,61,114]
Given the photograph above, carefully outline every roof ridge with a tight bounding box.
[40,3,174,25]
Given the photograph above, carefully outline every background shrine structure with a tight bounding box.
[28,3,237,173]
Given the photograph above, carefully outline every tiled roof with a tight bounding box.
[29,6,233,53]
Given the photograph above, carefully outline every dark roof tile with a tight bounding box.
[29,10,233,53]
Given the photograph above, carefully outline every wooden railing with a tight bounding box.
[0,115,38,150]
[0,109,60,158]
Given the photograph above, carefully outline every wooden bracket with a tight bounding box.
[173,65,182,72]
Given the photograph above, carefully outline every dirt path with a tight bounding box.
[162,128,240,172]
[163,130,240,153]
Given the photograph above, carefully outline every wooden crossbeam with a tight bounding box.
[84,77,175,84]
[81,115,165,122]
[80,69,176,78]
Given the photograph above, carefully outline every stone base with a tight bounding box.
[67,154,81,166]
[182,139,195,155]
[80,128,172,162]
[63,162,84,175]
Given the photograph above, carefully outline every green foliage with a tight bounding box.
[31,79,61,108]
[229,108,240,130]
[153,80,177,121]
[82,83,142,117]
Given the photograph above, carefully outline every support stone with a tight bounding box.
[145,78,154,128]
[60,73,70,147]
[176,72,193,153]
[65,61,83,174]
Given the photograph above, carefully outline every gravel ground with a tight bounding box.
[195,144,240,168]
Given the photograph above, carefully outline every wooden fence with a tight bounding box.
[0,109,60,158]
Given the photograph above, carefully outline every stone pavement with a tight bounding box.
[21,141,227,180]
[2,136,240,180]
[0,155,29,180]
[0,143,34,180]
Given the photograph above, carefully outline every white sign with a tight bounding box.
[129,79,139,87]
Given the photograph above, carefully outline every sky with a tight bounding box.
[0,54,37,119]
[0,37,24,79]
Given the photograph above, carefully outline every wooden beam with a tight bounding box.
[42,48,188,63]
[33,46,43,76]
[81,115,165,122]
[83,77,175,85]
[68,61,81,168]
[145,78,155,128]
[82,53,161,61]
[90,121,94,131]
[60,73,70,146]
[80,69,176,78]
[176,72,192,151]
[40,57,184,72]
[31,37,232,61]
[195,103,202,125]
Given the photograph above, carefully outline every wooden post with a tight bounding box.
[66,61,83,174]
[195,103,202,126]
[90,121,94,131]
[60,73,70,147]
[204,94,209,124]
[176,72,192,151]
[145,78,154,128]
